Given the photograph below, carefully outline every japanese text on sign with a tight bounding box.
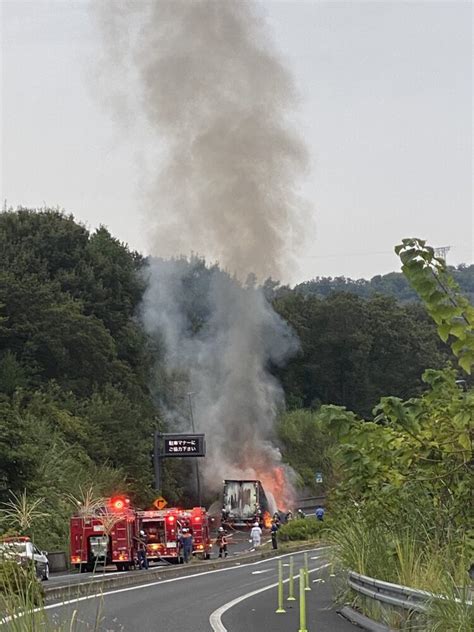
[166,439,198,453]
[162,433,205,458]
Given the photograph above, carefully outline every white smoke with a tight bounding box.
[96,1,311,502]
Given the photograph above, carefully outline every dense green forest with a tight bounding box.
[0,209,465,549]
[292,265,474,303]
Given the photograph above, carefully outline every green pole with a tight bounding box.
[275,559,286,613]
[304,552,311,591]
[287,555,296,601]
[298,568,308,632]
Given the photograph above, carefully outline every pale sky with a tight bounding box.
[1,0,472,283]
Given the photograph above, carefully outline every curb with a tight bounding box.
[44,541,323,603]
[339,606,395,632]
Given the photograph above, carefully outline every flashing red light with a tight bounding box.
[194,516,201,522]
[109,496,129,511]
[167,516,175,523]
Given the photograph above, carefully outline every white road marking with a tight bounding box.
[251,569,272,575]
[209,563,330,632]
[0,547,329,625]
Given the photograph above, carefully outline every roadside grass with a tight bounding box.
[427,575,474,632]
[272,516,473,631]
[0,560,108,631]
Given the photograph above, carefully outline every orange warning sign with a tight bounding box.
[153,496,168,510]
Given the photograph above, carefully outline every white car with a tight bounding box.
[0,537,49,581]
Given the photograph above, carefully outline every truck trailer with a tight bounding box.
[222,479,271,528]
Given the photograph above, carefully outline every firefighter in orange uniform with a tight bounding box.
[216,527,228,558]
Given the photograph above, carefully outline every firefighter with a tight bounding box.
[134,530,149,570]
[315,505,325,521]
[180,528,193,563]
[271,519,279,550]
[250,522,262,548]
[216,526,228,558]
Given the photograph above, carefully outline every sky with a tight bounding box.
[1,0,472,284]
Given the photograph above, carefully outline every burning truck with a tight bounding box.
[221,479,273,529]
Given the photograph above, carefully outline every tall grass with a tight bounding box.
[327,514,472,630]
[427,575,474,632]
[0,560,106,631]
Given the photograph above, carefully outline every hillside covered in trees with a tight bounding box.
[293,265,474,303]
[0,209,462,548]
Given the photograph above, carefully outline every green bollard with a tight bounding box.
[287,555,296,601]
[298,568,308,632]
[304,552,311,591]
[275,559,286,613]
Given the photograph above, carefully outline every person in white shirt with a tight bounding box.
[250,522,262,548]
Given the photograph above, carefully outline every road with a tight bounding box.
[47,530,262,588]
[36,546,356,632]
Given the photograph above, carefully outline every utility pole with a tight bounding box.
[153,431,162,492]
[434,245,451,263]
[187,392,202,507]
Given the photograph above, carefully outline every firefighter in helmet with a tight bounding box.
[216,526,228,558]
[179,528,193,564]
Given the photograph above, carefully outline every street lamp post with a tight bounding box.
[187,392,202,507]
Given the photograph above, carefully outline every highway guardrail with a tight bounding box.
[348,570,432,613]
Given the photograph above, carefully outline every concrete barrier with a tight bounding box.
[47,552,67,573]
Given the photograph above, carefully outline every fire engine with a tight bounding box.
[178,507,212,560]
[70,496,214,571]
[136,508,183,564]
[70,496,137,572]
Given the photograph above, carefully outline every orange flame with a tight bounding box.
[263,511,272,529]
[254,466,295,513]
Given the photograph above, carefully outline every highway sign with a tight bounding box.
[162,433,206,457]
[153,496,168,510]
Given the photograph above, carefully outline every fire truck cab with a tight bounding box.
[179,507,212,560]
[136,509,183,564]
[70,496,137,572]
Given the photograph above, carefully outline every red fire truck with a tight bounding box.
[70,496,137,572]
[178,507,212,560]
[136,508,183,564]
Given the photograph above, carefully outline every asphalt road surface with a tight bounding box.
[36,546,356,632]
[47,530,264,589]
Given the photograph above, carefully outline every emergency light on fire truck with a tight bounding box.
[108,496,130,511]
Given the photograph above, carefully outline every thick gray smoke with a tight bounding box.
[96,1,310,503]
[141,258,298,503]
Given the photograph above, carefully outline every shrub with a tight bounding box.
[277,517,324,542]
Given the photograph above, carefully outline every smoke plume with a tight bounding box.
[96,1,310,504]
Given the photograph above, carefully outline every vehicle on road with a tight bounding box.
[70,496,137,572]
[136,508,183,564]
[222,480,271,529]
[0,536,50,580]
[179,507,212,559]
